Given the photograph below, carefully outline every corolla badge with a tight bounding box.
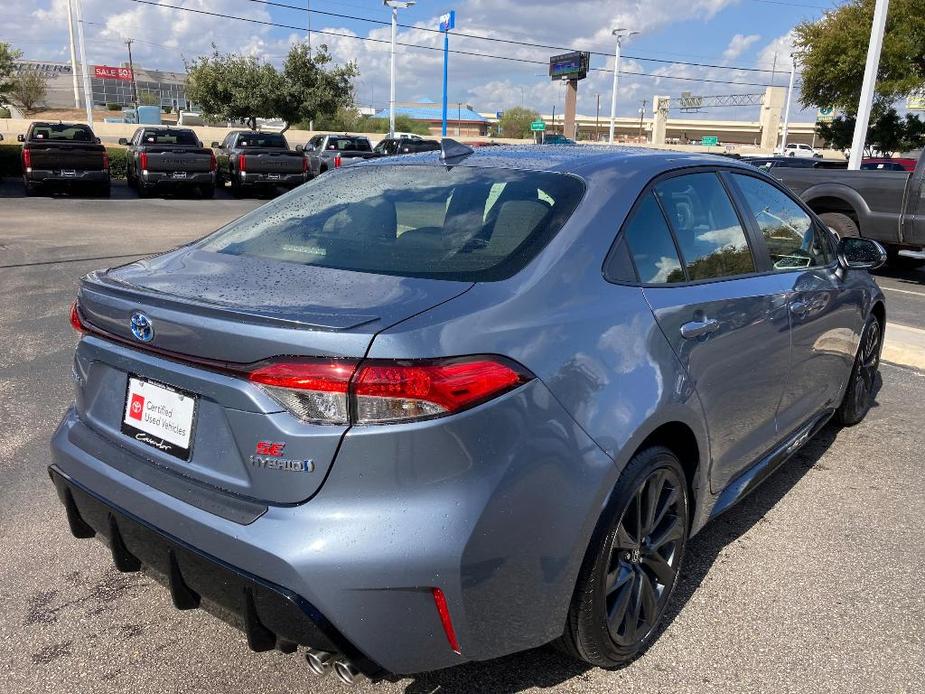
[130,311,154,343]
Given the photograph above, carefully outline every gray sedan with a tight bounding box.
[51,142,885,683]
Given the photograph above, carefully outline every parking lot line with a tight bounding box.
[880,285,925,297]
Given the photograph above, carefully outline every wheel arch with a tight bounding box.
[800,186,871,228]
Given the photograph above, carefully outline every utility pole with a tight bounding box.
[639,100,646,140]
[65,0,81,108]
[595,93,600,141]
[608,28,638,144]
[73,0,93,126]
[125,39,139,107]
[307,0,311,56]
[384,1,415,138]
[779,55,796,153]
[849,0,890,169]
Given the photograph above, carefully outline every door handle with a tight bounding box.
[680,318,720,339]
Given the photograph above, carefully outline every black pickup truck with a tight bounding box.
[301,134,374,177]
[120,127,217,198]
[370,137,441,158]
[213,131,307,197]
[772,149,925,267]
[18,122,110,196]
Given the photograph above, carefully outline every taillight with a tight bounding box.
[139,151,148,171]
[248,359,357,425]
[334,153,342,168]
[302,155,308,173]
[239,153,247,172]
[246,356,531,425]
[209,151,217,172]
[69,300,85,333]
[22,148,32,170]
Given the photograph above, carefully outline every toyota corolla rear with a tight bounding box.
[49,160,614,678]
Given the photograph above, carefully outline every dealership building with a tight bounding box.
[15,60,190,110]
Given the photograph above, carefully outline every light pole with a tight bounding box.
[65,0,81,108]
[779,55,796,154]
[74,0,94,126]
[849,0,890,169]
[608,28,638,145]
[384,0,415,138]
[595,93,600,141]
[439,10,455,137]
[125,39,138,108]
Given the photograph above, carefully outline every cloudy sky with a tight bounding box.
[2,0,836,121]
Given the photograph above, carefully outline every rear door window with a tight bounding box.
[621,193,684,284]
[200,166,585,281]
[731,173,833,270]
[655,173,756,280]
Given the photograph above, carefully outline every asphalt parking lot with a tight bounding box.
[1,182,924,694]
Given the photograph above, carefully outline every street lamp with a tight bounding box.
[384,0,415,138]
[608,27,638,145]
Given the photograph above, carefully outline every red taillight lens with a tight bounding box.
[352,358,528,424]
[239,153,247,172]
[248,359,357,424]
[246,356,531,425]
[139,151,148,171]
[334,153,342,168]
[69,300,85,333]
[22,148,32,169]
[102,151,110,171]
[209,151,217,172]
[302,155,308,173]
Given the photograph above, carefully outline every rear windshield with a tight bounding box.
[326,137,372,152]
[237,133,286,148]
[200,165,585,281]
[31,124,95,142]
[141,129,199,146]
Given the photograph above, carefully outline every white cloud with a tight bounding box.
[723,33,761,62]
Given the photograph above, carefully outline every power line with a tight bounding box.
[122,0,776,88]
[235,0,782,75]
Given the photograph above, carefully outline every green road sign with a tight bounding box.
[701,135,719,146]
[530,120,546,132]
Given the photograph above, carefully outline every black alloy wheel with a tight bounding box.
[604,468,684,647]
[558,446,689,667]
[836,314,881,426]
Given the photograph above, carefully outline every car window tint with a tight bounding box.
[622,193,684,284]
[200,166,585,282]
[655,173,755,280]
[732,173,832,270]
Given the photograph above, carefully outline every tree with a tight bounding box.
[138,90,159,106]
[186,48,283,130]
[9,69,46,113]
[274,43,358,132]
[816,109,925,155]
[499,107,540,138]
[0,42,22,103]
[794,0,925,114]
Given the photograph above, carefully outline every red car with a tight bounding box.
[861,157,918,171]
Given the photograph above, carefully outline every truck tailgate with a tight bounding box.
[145,149,213,173]
[28,143,106,171]
[245,151,305,173]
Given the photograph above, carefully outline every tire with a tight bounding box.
[835,314,882,427]
[199,184,215,199]
[557,446,689,668]
[97,182,111,198]
[230,177,244,198]
[24,179,40,196]
[818,212,859,239]
[137,182,153,198]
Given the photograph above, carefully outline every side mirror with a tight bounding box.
[17,134,25,142]
[118,137,128,145]
[295,144,304,153]
[837,237,887,271]
[211,141,220,148]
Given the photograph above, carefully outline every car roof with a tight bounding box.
[359,144,759,180]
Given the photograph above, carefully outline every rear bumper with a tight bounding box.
[239,171,306,187]
[143,171,214,186]
[49,465,383,677]
[50,378,617,675]
[26,170,108,184]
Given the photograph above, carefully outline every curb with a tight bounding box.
[882,323,925,372]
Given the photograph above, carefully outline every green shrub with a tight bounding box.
[106,147,128,179]
[0,144,21,176]
[0,106,11,119]
[106,102,122,111]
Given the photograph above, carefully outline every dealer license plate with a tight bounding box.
[121,376,196,460]
[267,173,281,181]
[171,171,187,179]
[61,169,76,177]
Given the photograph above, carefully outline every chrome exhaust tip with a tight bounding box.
[305,648,335,677]
[333,657,364,685]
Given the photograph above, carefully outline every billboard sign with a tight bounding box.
[439,10,455,32]
[94,65,134,81]
[548,51,590,81]
[816,106,835,122]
